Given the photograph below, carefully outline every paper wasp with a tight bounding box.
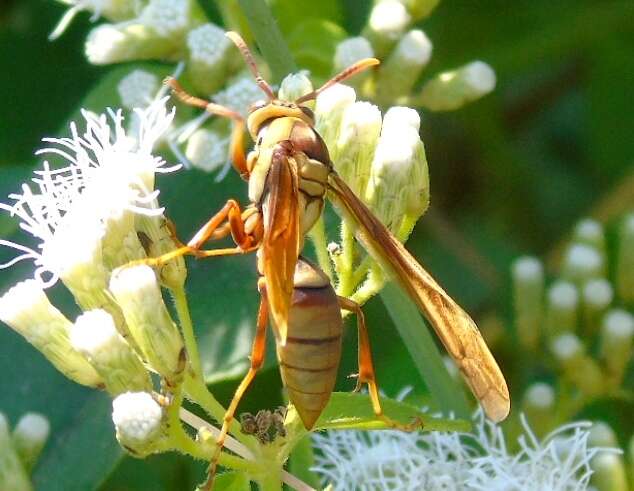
[153,31,509,487]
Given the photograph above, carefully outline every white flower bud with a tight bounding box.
[334,37,375,74]
[118,70,160,110]
[581,278,612,335]
[12,413,50,472]
[522,383,555,438]
[186,23,234,94]
[512,256,544,350]
[377,29,433,104]
[0,280,102,387]
[0,413,32,491]
[71,310,152,395]
[573,219,605,252]
[418,61,496,111]
[109,266,186,384]
[112,392,165,456]
[365,106,429,239]
[561,243,604,283]
[590,453,628,491]
[314,84,357,148]
[213,72,265,118]
[139,0,197,38]
[279,72,314,105]
[616,213,634,303]
[589,422,618,448]
[545,280,578,335]
[331,101,382,197]
[599,309,634,382]
[551,333,603,397]
[185,128,229,173]
[364,0,411,58]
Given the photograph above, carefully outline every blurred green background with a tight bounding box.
[0,0,633,489]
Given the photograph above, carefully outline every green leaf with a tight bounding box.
[288,435,320,489]
[213,471,251,491]
[380,283,471,419]
[287,20,347,81]
[269,0,343,37]
[313,392,470,432]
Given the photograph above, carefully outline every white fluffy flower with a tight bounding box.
[313,412,614,490]
[112,391,164,456]
[0,98,177,287]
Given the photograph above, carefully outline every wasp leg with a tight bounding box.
[164,78,249,179]
[338,296,423,432]
[128,200,259,269]
[202,281,269,490]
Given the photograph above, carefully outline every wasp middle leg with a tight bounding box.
[338,296,423,431]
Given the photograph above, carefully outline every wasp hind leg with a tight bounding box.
[201,283,269,490]
[338,296,423,432]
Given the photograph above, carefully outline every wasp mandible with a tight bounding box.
[152,31,509,487]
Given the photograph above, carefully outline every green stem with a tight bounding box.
[237,0,297,83]
[380,282,471,418]
[308,215,333,279]
[172,286,203,380]
[258,469,283,491]
[337,221,356,296]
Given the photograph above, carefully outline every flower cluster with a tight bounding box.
[508,214,634,490]
[312,410,617,491]
[0,411,50,491]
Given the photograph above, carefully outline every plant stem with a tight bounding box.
[308,216,333,279]
[172,286,202,380]
[380,282,471,418]
[237,0,297,83]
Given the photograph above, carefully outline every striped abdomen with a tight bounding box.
[275,259,343,429]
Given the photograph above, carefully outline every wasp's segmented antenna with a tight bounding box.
[163,77,243,122]
[225,31,276,100]
[295,58,380,104]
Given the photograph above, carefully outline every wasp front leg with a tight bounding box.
[338,296,423,432]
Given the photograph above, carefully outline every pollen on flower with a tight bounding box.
[118,69,160,110]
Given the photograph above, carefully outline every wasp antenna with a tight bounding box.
[225,31,276,100]
[164,77,243,121]
[295,57,380,104]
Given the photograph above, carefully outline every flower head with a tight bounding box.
[313,412,616,490]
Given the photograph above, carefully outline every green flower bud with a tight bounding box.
[11,413,49,473]
[550,333,603,397]
[331,101,382,197]
[112,392,166,457]
[418,61,496,111]
[186,23,234,95]
[599,309,634,384]
[376,29,432,104]
[522,382,554,437]
[365,106,429,239]
[512,256,544,350]
[70,310,152,395]
[363,0,411,59]
[0,280,103,387]
[589,422,618,448]
[616,213,634,303]
[109,265,186,385]
[397,0,441,21]
[185,127,229,173]
[0,414,32,491]
[581,278,613,335]
[314,84,357,149]
[279,72,314,105]
[590,453,628,491]
[545,280,578,336]
[118,69,160,110]
[334,37,374,91]
[561,243,604,284]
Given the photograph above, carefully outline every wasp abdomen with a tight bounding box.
[275,260,343,429]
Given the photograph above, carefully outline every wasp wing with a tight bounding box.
[328,171,510,422]
[261,144,301,345]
